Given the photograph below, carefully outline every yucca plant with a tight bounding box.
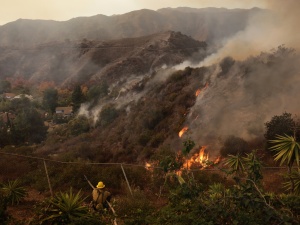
[224,153,245,175]
[269,134,300,169]
[1,179,27,205]
[207,183,225,199]
[283,171,300,195]
[269,134,300,193]
[40,188,90,224]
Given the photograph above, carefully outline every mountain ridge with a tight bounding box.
[0,7,264,47]
[0,31,207,87]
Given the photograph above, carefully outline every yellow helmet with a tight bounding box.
[96,181,105,189]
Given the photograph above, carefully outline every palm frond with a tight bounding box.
[269,134,300,167]
[283,170,300,195]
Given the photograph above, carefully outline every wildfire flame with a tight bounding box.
[178,126,188,137]
[185,146,209,169]
[195,82,209,97]
[145,162,152,170]
[214,156,221,164]
[195,89,201,97]
[182,147,222,171]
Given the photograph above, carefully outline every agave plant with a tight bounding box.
[41,188,90,224]
[269,134,300,193]
[207,183,224,199]
[283,171,300,195]
[269,134,300,169]
[224,153,245,175]
[1,179,27,205]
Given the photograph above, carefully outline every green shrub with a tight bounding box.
[97,104,119,127]
[1,179,27,205]
[87,83,108,101]
[67,115,90,136]
[116,186,154,225]
[37,188,91,225]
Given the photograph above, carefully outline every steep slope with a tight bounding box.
[38,47,300,164]
[0,31,206,86]
[0,7,263,47]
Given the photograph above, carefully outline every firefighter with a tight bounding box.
[92,181,111,211]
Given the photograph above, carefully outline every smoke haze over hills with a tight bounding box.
[0,7,259,47]
[179,1,300,153]
[186,48,300,154]
[1,3,299,160]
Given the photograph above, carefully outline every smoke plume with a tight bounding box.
[201,0,300,66]
[182,1,300,154]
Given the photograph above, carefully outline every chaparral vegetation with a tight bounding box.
[0,5,300,225]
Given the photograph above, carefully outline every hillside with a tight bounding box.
[0,31,206,86]
[1,4,300,225]
[0,7,263,47]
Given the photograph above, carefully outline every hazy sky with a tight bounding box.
[0,0,265,25]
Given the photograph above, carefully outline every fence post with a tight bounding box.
[43,160,53,197]
[120,164,133,196]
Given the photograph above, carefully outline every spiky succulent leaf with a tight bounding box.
[1,179,27,205]
[283,170,300,195]
[41,188,90,224]
[269,134,300,168]
[224,153,245,173]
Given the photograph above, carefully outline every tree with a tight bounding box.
[67,115,90,136]
[12,107,47,144]
[72,85,85,112]
[0,115,11,147]
[87,82,108,101]
[42,87,58,113]
[269,134,300,193]
[10,96,32,113]
[265,112,298,143]
[98,104,119,127]
[0,80,11,93]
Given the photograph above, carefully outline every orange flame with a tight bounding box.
[178,127,188,138]
[183,146,210,169]
[145,162,151,169]
[194,146,209,165]
[145,162,154,172]
[214,156,221,164]
[195,82,209,97]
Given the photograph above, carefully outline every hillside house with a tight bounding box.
[55,106,73,118]
[13,94,34,101]
[2,93,16,99]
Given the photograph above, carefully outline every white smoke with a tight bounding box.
[185,49,300,155]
